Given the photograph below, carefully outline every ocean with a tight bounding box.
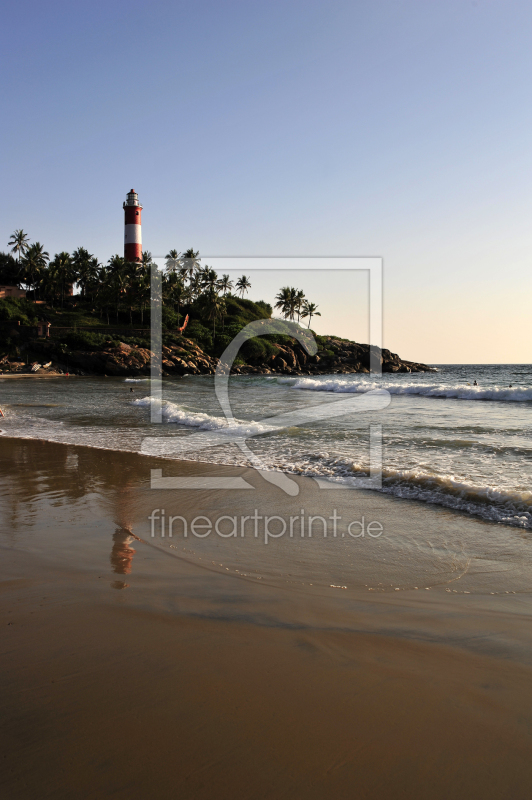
[1,363,531,530]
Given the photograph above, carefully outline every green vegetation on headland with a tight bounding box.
[0,235,431,376]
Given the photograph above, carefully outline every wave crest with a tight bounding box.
[132,396,269,436]
[281,377,532,403]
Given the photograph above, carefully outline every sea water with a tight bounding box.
[0,364,531,529]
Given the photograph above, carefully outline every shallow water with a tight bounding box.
[1,364,530,529]
[2,437,532,607]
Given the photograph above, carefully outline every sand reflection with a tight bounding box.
[110,528,136,575]
[110,527,136,589]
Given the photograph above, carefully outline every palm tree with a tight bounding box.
[8,230,30,262]
[200,267,219,294]
[178,264,190,284]
[43,258,62,306]
[165,249,181,273]
[181,248,201,281]
[141,251,153,269]
[187,270,204,302]
[83,256,101,304]
[202,289,226,336]
[125,260,144,324]
[275,286,298,320]
[164,270,184,317]
[0,252,22,286]
[135,253,154,321]
[274,286,288,319]
[219,274,233,296]
[300,300,321,328]
[95,266,114,324]
[71,247,95,297]
[49,252,73,308]
[235,275,251,298]
[107,255,127,321]
[137,266,151,323]
[294,289,306,322]
[22,243,49,299]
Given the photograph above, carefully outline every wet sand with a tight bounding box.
[2,438,532,799]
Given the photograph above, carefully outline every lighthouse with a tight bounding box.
[123,189,142,262]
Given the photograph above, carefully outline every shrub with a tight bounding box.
[223,320,247,339]
[0,298,37,326]
[254,300,272,317]
[213,333,233,355]
[223,297,271,323]
[162,307,179,329]
[241,337,277,362]
[186,321,213,352]
[62,331,110,350]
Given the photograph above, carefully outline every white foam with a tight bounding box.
[282,377,532,403]
[132,396,269,436]
[310,460,532,528]
[378,466,532,508]
[377,469,532,528]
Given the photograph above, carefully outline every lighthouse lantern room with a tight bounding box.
[123,189,142,262]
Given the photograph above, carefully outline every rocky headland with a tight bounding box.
[0,336,433,377]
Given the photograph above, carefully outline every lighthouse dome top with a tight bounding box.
[125,189,140,207]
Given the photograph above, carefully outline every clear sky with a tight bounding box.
[2,0,531,363]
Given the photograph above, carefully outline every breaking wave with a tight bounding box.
[280,456,532,529]
[277,377,532,403]
[377,466,532,526]
[132,396,269,436]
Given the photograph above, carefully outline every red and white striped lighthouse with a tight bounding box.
[123,189,142,262]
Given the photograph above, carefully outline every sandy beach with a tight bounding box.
[2,437,532,799]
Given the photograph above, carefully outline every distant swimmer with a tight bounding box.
[130,388,134,392]
[509,384,513,388]
[0,408,3,417]
[473,380,477,386]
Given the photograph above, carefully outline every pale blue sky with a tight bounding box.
[2,1,531,362]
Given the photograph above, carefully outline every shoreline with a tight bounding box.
[0,435,529,596]
[0,365,434,378]
[0,411,529,534]
[0,429,515,536]
[0,372,74,378]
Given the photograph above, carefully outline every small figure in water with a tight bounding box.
[473,380,477,386]
[130,388,134,392]
[0,408,4,417]
[509,384,512,388]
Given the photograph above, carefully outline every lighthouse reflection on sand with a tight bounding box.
[142,254,387,495]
